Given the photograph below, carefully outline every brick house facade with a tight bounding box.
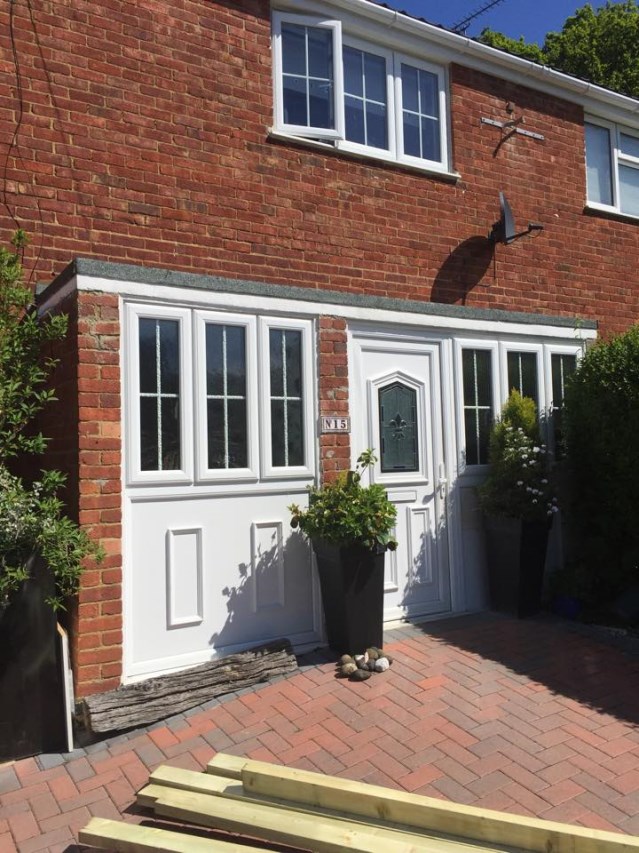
[1,0,637,696]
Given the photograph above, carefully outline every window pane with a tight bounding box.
[281,23,306,76]
[345,95,365,144]
[269,328,305,467]
[403,111,420,158]
[401,64,418,112]
[227,399,248,468]
[140,398,159,470]
[620,132,639,159]
[462,350,492,465]
[378,383,419,472]
[159,321,180,395]
[585,123,613,206]
[205,324,224,396]
[507,352,538,405]
[421,116,441,162]
[367,102,387,150]
[551,354,577,458]
[619,164,639,216]
[307,27,332,79]
[207,399,225,469]
[344,47,363,98]
[283,76,309,127]
[139,319,157,393]
[309,79,333,129]
[161,398,181,470]
[419,70,439,118]
[225,326,246,396]
[365,52,386,103]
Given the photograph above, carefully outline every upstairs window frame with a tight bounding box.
[272,11,450,174]
[585,116,639,219]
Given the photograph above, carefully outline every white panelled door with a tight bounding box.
[351,333,451,621]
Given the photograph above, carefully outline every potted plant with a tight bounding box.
[289,450,397,655]
[478,391,559,618]
[0,233,101,760]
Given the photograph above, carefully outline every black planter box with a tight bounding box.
[484,516,550,618]
[0,555,67,761]
[312,540,385,655]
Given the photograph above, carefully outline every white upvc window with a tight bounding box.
[125,304,193,485]
[259,317,315,479]
[501,342,544,410]
[272,11,450,173]
[454,340,499,471]
[194,311,259,482]
[544,344,580,459]
[585,117,639,218]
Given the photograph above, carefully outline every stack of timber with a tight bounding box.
[78,640,297,734]
[79,753,639,852]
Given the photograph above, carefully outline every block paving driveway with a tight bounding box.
[2,613,639,851]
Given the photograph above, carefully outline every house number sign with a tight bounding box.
[321,416,350,433]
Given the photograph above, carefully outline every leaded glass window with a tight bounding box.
[269,329,304,467]
[378,382,418,473]
[462,349,493,466]
[507,351,538,406]
[551,353,577,458]
[139,318,181,471]
[205,324,248,470]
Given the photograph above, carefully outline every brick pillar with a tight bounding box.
[73,291,123,697]
[317,316,350,483]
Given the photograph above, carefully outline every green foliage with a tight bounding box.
[563,325,639,598]
[478,391,558,522]
[289,450,398,551]
[479,1,639,98]
[0,236,101,610]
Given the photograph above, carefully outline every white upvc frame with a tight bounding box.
[194,311,259,483]
[271,11,450,173]
[272,12,344,141]
[500,341,545,409]
[125,303,193,486]
[337,35,396,160]
[259,316,316,480]
[453,339,499,474]
[394,52,450,173]
[585,115,639,219]
[543,342,582,457]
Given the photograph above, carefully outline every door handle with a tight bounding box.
[438,464,448,498]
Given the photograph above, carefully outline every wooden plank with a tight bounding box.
[79,640,297,734]
[240,760,639,853]
[78,816,267,852]
[206,754,247,780]
[140,785,514,853]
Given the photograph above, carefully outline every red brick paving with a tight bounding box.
[2,613,639,851]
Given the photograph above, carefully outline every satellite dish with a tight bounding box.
[489,191,543,244]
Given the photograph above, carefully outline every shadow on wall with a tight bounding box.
[207,529,314,653]
[431,236,494,304]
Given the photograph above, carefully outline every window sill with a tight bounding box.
[584,203,639,225]
[268,129,461,184]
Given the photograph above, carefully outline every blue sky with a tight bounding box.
[382,0,607,44]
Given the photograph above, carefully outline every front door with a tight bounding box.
[351,333,451,621]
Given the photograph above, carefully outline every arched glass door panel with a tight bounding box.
[378,382,419,473]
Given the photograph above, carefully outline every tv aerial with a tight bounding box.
[452,0,508,34]
[489,192,544,244]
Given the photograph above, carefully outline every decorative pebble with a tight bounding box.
[354,654,365,664]
[374,657,390,672]
[340,654,353,665]
[357,658,369,670]
[384,653,394,665]
[350,668,372,681]
[366,647,379,661]
[340,662,357,677]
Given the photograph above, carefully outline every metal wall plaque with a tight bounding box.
[320,416,350,433]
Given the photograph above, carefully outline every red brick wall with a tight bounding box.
[318,317,350,483]
[0,0,637,337]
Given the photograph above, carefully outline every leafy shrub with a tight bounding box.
[479,391,558,522]
[289,450,397,551]
[563,325,639,599]
[0,233,101,611]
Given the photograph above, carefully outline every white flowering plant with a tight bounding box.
[478,391,559,523]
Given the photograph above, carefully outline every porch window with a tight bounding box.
[550,353,577,457]
[269,329,305,467]
[205,324,248,470]
[507,351,538,406]
[139,318,181,471]
[462,349,493,466]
